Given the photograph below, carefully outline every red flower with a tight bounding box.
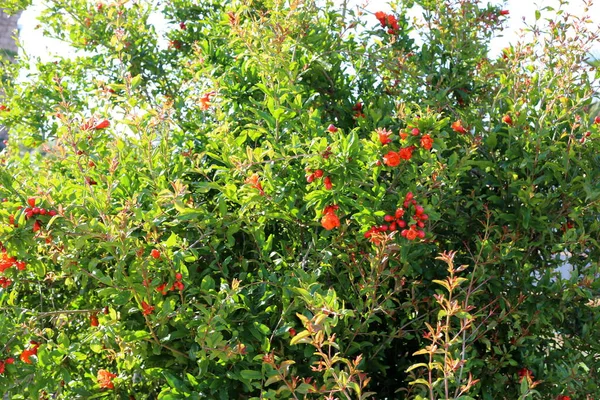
[594,115,600,124]
[386,14,399,31]
[500,10,509,15]
[364,225,386,245]
[321,205,340,230]
[0,361,4,375]
[327,124,338,133]
[352,102,365,119]
[33,220,41,233]
[150,249,161,259]
[404,227,418,240]
[94,119,110,130]
[314,169,324,178]
[518,368,534,384]
[156,282,168,295]
[245,173,265,195]
[420,134,433,150]
[374,12,399,32]
[383,151,400,167]
[451,120,468,134]
[323,176,333,190]
[179,22,186,30]
[502,114,513,125]
[90,314,99,327]
[97,369,117,389]
[0,105,9,111]
[395,207,405,219]
[397,146,414,160]
[375,11,387,26]
[199,91,215,110]
[289,328,296,337]
[0,277,12,288]
[556,396,571,400]
[5,358,14,365]
[376,128,392,145]
[20,343,39,364]
[0,251,24,273]
[27,198,36,208]
[141,301,154,316]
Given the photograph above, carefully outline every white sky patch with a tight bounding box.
[16,0,600,60]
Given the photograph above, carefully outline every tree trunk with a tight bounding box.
[0,8,21,149]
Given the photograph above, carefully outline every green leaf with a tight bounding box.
[264,374,283,386]
[290,330,311,345]
[240,370,262,380]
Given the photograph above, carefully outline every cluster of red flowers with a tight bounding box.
[97,369,117,389]
[0,356,15,375]
[364,192,427,242]
[306,169,333,190]
[245,173,265,195]
[321,205,340,230]
[374,11,400,34]
[383,146,415,167]
[401,126,435,151]
[16,198,59,233]
[156,272,185,294]
[379,124,435,166]
[0,250,26,274]
[20,341,40,364]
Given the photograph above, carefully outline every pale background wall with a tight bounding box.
[0,9,20,54]
[0,9,22,147]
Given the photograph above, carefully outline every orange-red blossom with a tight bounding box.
[97,369,117,389]
[321,205,340,230]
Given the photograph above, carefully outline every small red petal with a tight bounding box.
[94,119,110,130]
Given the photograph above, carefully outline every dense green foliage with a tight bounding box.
[1,0,599,398]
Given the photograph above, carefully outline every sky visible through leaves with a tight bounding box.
[15,0,600,61]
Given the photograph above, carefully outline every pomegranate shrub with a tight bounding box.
[0,0,599,398]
